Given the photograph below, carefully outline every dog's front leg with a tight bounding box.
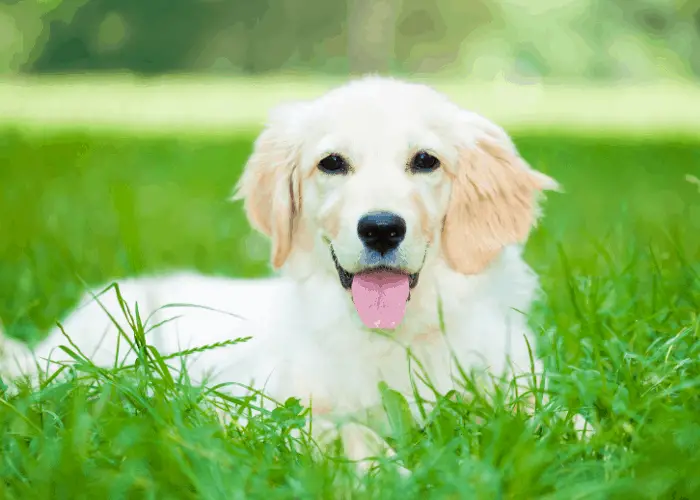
[308,416,410,477]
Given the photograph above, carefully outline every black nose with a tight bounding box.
[357,212,406,255]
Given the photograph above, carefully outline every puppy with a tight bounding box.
[1,76,563,473]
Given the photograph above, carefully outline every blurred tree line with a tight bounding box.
[1,0,699,80]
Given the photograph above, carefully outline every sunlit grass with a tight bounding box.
[1,126,700,497]
[1,74,700,138]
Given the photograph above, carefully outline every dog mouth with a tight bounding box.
[330,246,420,330]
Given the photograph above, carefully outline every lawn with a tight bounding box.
[1,121,700,498]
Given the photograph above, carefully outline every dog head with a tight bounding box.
[234,77,558,330]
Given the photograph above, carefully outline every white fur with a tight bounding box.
[0,77,572,472]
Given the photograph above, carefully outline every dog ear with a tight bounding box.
[442,114,559,275]
[233,104,304,269]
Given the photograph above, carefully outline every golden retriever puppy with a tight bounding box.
[1,76,563,473]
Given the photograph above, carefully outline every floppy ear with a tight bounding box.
[232,105,304,269]
[442,115,559,275]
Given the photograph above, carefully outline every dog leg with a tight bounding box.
[307,415,410,478]
[340,422,410,477]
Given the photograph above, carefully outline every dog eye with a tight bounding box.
[318,154,349,175]
[410,151,440,173]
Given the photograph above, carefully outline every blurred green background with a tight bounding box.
[2,0,700,79]
[1,0,699,343]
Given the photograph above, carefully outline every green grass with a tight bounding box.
[1,127,700,498]
[3,75,700,138]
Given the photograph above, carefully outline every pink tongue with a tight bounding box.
[351,271,410,329]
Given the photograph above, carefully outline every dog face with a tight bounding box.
[235,77,557,329]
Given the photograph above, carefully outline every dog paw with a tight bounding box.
[572,412,595,438]
[354,457,411,478]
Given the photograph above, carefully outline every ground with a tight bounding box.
[1,81,699,498]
